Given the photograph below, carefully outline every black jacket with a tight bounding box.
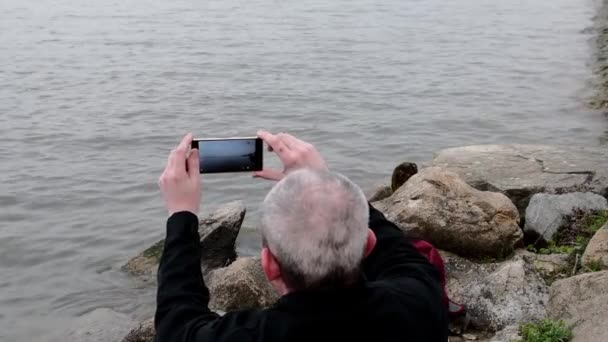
[155,205,448,342]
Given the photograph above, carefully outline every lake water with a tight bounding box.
[1,0,607,340]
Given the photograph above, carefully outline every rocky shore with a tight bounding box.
[67,144,608,342]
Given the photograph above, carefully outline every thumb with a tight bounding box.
[187,148,200,177]
[253,168,284,181]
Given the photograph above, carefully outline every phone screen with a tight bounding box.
[192,138,263,174]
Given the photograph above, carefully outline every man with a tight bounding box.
[155,131,448,342]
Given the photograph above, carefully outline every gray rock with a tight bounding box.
[123,201,246,281]
[489,325,521,342]
[515,249,571,284]
[548,271,608,342]
[207,257,279,311]
[122,318,154,342]
[62,308,135,342]
[121,312,227,342]
[441,250,498,296]
[198,201,247,274]
[366,184,392,202]
[391,162,418,192]
[445,254,548,332]
[524,192,607,242]
[432,144,608,218]
[582,222,608,270]
[376,167,522,258]
[462,333,479,340]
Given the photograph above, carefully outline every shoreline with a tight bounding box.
[109,143,608,342]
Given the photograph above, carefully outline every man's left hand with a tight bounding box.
[159,133,201,216]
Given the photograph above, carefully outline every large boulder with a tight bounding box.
[122,318,154,342]
[61,308,135,342]
[207,257,279,311]
[524,193,607,243]
[375,167,522,258]
[582,221,608,270]
[548,271,608,341]
[444,253,548,332]
[123,201,246,281]
[432,144,608,219]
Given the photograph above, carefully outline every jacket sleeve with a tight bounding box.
[154,212,220,341]
[363,204,440,284]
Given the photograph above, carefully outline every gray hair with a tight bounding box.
[260,169,369,290]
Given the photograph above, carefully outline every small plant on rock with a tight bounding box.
[536,241,574,255]
[584,259,603,272]
[519,319,573,342]
[581,209,608,234]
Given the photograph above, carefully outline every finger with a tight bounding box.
[187,148,200,178]
[258,130,288,153]
[258,130,295,165]
[277,133,294,149]
[168,134,192,176]
[175,133,192,157]
[166,149,176,171]
[252,168,285,181]
[279,133,303,150]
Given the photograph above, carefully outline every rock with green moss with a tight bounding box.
[122,240,165,281]
[122,318,154,342]
[459,257,548,331]
[518,319,572,342]
[548,271,608,341]
[123,201,246,282]
[524,193,607,244]
[582,221,608,271]
[515,249,571,284]
[441,251,548,332]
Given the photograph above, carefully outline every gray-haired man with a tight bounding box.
[155,132,448,342]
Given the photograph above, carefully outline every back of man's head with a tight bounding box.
[260,169,370,291]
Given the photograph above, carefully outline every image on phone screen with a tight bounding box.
[192,138,263,174]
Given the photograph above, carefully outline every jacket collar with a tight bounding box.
[274,277,367,313]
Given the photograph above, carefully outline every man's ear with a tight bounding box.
[261,247,281,282]
[364,229,377,258]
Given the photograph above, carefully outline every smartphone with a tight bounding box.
[191,137,263,174]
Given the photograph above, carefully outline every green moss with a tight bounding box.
[580,210,608,234]
[528,210,605,281]
[528,210,607,278]
[584,259,604,273]
[142,240,164,262]
[519,319,573,342]
[536,242,574,255]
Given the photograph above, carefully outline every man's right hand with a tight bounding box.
[254,130,328,181]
